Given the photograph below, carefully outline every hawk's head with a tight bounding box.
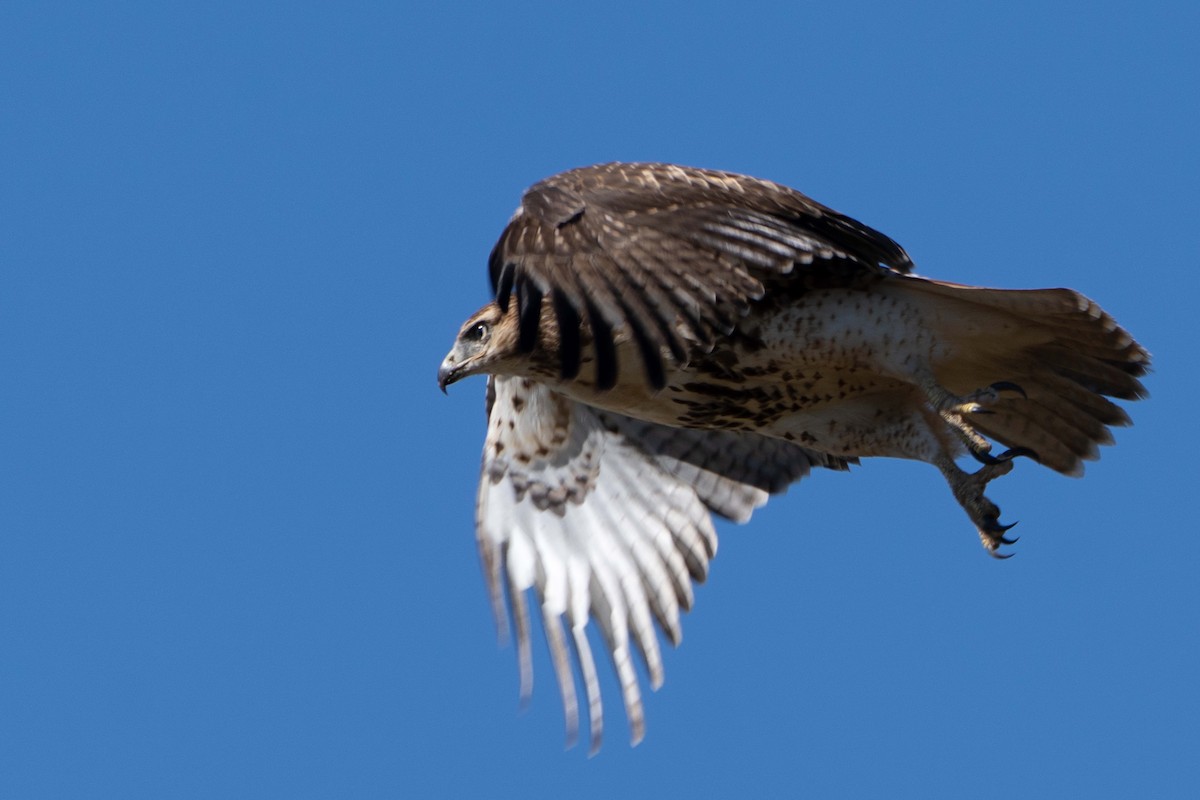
[438,303,523,392]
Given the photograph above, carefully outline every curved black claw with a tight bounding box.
[989,381,1028,399]
[995,446,1040,463]
[970,448,1002,466]
[986,518,1019,534]
[972,446,1040,467]
[982,518,1020,547]
[969,445,1037,466]
[983,527,1018,558]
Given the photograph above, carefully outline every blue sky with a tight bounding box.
[3,2,1197,797]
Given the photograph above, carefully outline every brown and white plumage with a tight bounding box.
[487,161,913,391]
[439,162,1149,752]
[476,374,845,752]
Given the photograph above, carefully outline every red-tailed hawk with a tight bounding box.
[438,162,1148,753]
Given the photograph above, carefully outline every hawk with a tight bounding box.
[437,162,1148,752]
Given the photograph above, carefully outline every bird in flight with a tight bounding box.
[438,162,1148,753]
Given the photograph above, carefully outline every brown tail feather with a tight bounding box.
[972,393,1106,475]
[972,408,1089,475]
[1031,344,1148,400]
[1033,371,1133,428]
[903,277,1149,476]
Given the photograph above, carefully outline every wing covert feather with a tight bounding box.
[488,162,913,386]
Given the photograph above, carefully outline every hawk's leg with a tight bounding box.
[767,391,1023,556]
[918,378,1035,466]
[934,455,1020,558]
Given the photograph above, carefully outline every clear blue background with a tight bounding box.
[3,2,1197,797]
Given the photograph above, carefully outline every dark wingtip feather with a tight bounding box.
[553,290,582,380]
[493,260,515,312]
[487,241,504,291]
[586,300,618,390]
[624,308,666,390]
[517,280,543,352]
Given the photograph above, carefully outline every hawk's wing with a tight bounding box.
[476,375,850,752]
[488,162,913,389]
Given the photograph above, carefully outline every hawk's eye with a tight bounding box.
[464,320,491,343]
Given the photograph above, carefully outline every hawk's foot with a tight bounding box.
[921,379,1036,467]
[940,458,1020,558]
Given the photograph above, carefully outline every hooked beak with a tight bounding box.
[437,356,459,394]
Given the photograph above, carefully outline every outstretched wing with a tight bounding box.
[488,162,913,389]
[475,375,850,752]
